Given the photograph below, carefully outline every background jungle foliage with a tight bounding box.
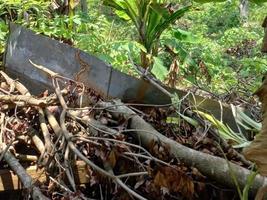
[0,0,267,99]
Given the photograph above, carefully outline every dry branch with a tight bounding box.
[6,116,45,155]
[54,84,147,200]
[2,149,49,200]
[98,100,267,196]
[129,55,252,166]
[0,95,56,107]
[23,60,263,199]
[0,71,30,95]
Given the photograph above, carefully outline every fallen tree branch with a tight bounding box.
[3,148,49,200]
[98,100,267,197]
[128,54,251,166]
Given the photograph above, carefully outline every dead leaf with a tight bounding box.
[153,166,194,199]
[107,149,117,169]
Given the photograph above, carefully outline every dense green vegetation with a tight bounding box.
[0,0,266,98]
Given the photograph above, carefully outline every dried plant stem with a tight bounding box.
[0,71,30,95]
[54,82,147,200]
[0,94,57,107]
[6,116,45,154]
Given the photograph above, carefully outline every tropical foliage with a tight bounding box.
[0,0,266,95]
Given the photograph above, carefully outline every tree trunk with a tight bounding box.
[80,0,88,14]
[262,17,267,53]
[239,0,249,23]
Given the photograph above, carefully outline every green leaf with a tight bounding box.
[152,5,191,40]
[233,141,251,148]
[242,168,257,200]
[231,105,261,132]
[115,10,131,20]
[179,113,199,127]
[103,0,139,28]
[193,0,226,3]
[149,3,170,19]
[193,0,267,3]
[173,28,199,43]
[73,18,81,25]
[151,57,168,81]
[128,41,147,53]
[249,0,267,3]
[166,117,180,124]
[195,110,248,146]
[97,53,114,64]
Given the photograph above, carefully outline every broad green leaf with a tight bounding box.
[103,0,139,28]
[173,29,199,43]
[231,105,261,132]
[145,5,163,51]
[103,0,125,10]
[151,57,168,81]
[150,3,170,19]
[146,5,191,52]
[152,6,191,40]
[249,0,267,3]
[115,10,131,20]
[97,53,114,64]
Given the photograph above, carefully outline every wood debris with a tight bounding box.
[0,64,264,200]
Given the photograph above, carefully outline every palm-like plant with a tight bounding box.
[103,0,190,69]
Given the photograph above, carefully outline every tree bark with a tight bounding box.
[239,0,249,23]
[80,0,88,14]
[261,17,267,53]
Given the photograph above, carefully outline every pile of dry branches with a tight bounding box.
[0,63,266,200]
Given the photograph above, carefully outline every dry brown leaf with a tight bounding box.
[243,74,267,176]
[153,166,194,199]
[107,149,117,169]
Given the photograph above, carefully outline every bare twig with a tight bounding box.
[53,79,147,200]
[15,153,38,162]
[0,94,57,107]
[0,71,30,95]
